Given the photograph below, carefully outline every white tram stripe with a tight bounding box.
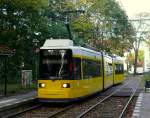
[136,102,142,104]
[136,103,142,107]
[132,112,140,117]
[134,109,140,113]
[134,107,140,110]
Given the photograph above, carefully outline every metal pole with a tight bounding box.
[33,39,39,83]
[35,42,39,83]
[4,57,7,96]
[63,10,85,41]
[35,49,38,83]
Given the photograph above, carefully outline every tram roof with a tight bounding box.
[41,46,102,59]
[40,39,114,59]
[112,55,123,63]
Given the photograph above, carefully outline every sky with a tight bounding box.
[116,0,150,18]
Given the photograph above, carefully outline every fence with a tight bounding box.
[0,58,36,97]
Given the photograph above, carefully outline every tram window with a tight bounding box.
[70,58,81,80]
[106,63,113,76]
[83,60,101,79]
[115,64,124,74]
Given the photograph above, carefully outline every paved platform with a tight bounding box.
[0,91,37,112]
[132,91,150,118]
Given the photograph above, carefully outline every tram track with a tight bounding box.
[2,104,42,118]
[47,104,74,118]
[15,104,73,118]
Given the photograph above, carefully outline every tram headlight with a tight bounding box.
[39,83,45,88]
[62,83,70,88]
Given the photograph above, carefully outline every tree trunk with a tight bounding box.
[134,49,138,75]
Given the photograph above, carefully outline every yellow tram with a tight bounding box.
[113,56,124,84]
[38,39,124,102]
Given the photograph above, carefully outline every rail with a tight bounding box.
[48,104,74,118]
[2,104,42,118]
[119,78,141,118]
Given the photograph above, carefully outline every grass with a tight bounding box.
[140,72,150,88]
[143,72,150,81]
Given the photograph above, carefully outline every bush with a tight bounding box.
[143,72,150,81]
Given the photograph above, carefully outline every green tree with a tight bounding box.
[69,0,134,55]
[0,0,49,80]
[129,13,150,75]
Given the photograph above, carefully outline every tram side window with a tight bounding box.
[83,60,101,79]
[106,63,113,76]
[115,64,124,74]
[70,58,81,80]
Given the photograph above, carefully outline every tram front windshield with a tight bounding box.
[39,49,72,80]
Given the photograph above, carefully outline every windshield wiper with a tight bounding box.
[58,50,65,77]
